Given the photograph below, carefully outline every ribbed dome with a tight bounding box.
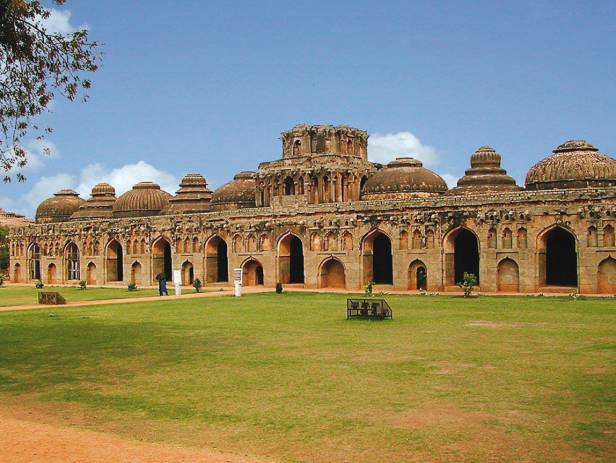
[71,183,117,220]
[362,157,447,199]
[210,171,256,210]
[36,189,85,223]
[447,146,521,195]
[525,140,616,190]
[164,173,212,214]
[112,182,172,218]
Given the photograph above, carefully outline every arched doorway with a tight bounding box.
[408,260,427,290]
[47,263,56,284]
[106,240,124,282]
[540,227,577,287]
[152,238,172,282]
[181,261,194,286]
[319,258,346,288]
[86,262,97,285]
[29,244,41,280]
[597,257,616,294]
[242,259,264,286]
[65,242,80,281]
[497,258,519,292]
[362,230,393,285]
[445,228,479,286]
[206,236,228,283]
[278,234,304,284]
[131,261,142,285]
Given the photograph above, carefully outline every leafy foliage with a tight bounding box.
[275,282,283,294]
[192,278,202,293]
[78,280,86,290]
[458,272,478,297]
[34,279,43,289]
[0,0,100,181]
[127,283,137,291]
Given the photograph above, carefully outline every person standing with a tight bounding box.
[156,272,168,296]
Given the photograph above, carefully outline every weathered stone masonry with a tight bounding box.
[8,126,616,294]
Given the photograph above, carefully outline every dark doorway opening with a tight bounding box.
[216,240,228,282]
[454,229,479,284]
[545,227,577,286]
[289,236,304,283]
[373,233,393,284]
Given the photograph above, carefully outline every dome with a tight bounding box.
[35,189,85,223]
[71,183,117,220]
[210,171,256,210]
[361,157,447,199]
[164,173,212,214]
[446,146,521,195]
[112,182,172,218]
[525,140,616,190]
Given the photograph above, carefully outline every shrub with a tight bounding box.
[193,278,202,293]
[275,282,283,294]
[127,283,137,291]
[79,280,87,290]
[35,280,44,289]
[458,272,477,298]
[0,273,5,286]
[364,281,374,297]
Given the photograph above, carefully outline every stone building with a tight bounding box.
[8,125,616,294]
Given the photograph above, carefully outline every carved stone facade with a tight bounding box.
[8,127,616,294]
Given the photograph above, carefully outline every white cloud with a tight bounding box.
[5,138,58,174]
[39,8,87,36]
[5,161,178,220]
[441,173,460,188]
[369,131,439,168]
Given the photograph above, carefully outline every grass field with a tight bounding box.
[0,285,203,307]
[0,292,615,462]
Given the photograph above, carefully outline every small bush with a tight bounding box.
[193,278,202,293]
[275,282,283,294]
[35,280,44,289]
[79,280,87,290]
[127,283,137,291]
[457,272,477,298]
[365,281,374,297]
[0,273,5,286]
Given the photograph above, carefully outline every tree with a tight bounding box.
[0,0,99,181]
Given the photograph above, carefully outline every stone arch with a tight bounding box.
[192,237,200,253]
[408,259,427,290]
[310,232,321,252]
[597,257,616,294]
[205,235,228,283]
[278,232,304,284]
[86,262,97,285]
[322,176,331,202]
[412,229,422,249]
[64,241,80,281]
[13,263,21,283]
[47,263,57,284]
[130,261,142,286]
[361,229,393,285]
[588,226,598,247]
[426,229,435,248]
[497,258,519,292]
[604,225,615,247]
[324,231,337,251]
[246,234,257,253]
[517,227,528,249]
[537,225,577,287]
[399,230,408,250]
[28,243,41,281]
[232,234,243,253]
[181,260,194,286]
[502,228,513,249]
[487,227,497,249]
[318,257,346,289]
[342,231,353,251]
[183,237,191,253]
[259,233,271,251]
[242,258,264,286]
[283,176,295,195]
[152,237,172,282]
[297,176,305,195]
[139,239,146,254]
[443,227,480,286]
[105,239,124,282]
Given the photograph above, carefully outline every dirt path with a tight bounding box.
[0,406,267,463]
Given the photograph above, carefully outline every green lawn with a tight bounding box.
[0,293,615,462]
[0,285,202,307]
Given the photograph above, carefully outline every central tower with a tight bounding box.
[256,124,374,207]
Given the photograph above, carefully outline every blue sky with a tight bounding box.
[2,0,616,218]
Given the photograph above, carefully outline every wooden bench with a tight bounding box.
[38,292,66,305]
[347,298,392,320]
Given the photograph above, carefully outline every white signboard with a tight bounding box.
[233,267,243,297]
[173,269,181,296]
